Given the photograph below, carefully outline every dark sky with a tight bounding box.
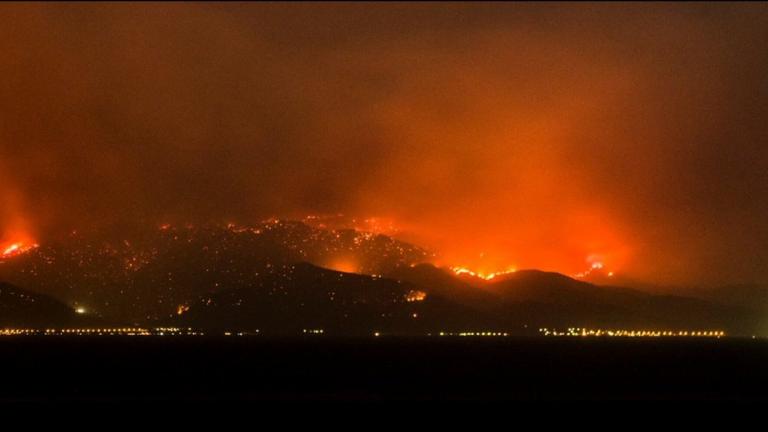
[1,2,768,286]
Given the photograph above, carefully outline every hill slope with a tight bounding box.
[173,263,761,335]
[0,282,83,328]
[0,221,430,323]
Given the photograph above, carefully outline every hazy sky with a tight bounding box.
[1,2,767,286]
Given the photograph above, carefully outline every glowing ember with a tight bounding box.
[1,242,38,258]
[574,261,614,279]
[302,214,400,236]
[450,266,517,281]
[405,290,427,302]
[2,244,20,256]
[325,258,359,274]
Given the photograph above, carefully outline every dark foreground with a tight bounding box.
[1,337,766,402]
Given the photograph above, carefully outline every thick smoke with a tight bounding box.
[1,3,768,286]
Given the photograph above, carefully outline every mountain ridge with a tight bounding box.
[0,222,764,335]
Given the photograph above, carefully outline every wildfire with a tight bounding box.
[405,290,427,302]
[450,266,517,281]
[3,244,20,256]
[302,214,400,236]
[574,261,614,279]
[325,258,359,274]
[1,242,38,258]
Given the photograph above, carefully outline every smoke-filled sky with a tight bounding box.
[1,2,768,286]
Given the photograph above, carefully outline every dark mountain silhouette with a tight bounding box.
[0,221,430,323]
[486,269,646,304]
[175,262,484,334]
[386,264,761,335]
[171,262,762,336]
[177,261,414,333]
[388,264,487,300]
[0,223,763,335]
[0,282,84,328]
[697,284,768,309]
[695,284,768,334]
[487,271,752,332]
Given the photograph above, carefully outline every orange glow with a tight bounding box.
[301,214,401,236]
[0,174,38,260]
[573,259,617,279]
[450,266,517,281]
[2,5,768,288]
[2,244,20,256]
[324,258,359,274]
[405,290,427,302]
[300,213,627,282]
[1,241,38,258]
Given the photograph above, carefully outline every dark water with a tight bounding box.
[1,337,766,401]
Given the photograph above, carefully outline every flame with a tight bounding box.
[1,242,38,258]
[405,290,427,302]
[574,260,615,279]
[303,213,628,281]
[450,266,517,281]
[2,244,20,256]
